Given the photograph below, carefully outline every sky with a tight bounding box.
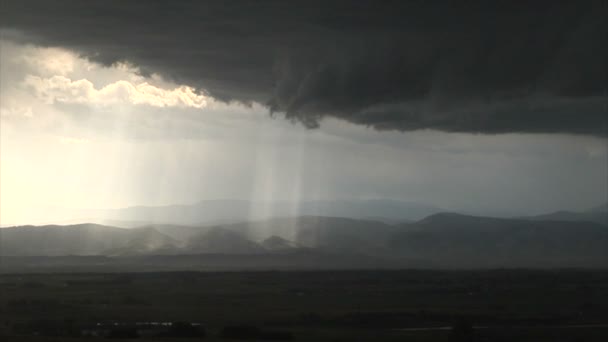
[0,1,606,225]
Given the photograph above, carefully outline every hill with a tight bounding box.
[0,224,131,256]
[0,224,177,256]
[389,213,608,268]
[261,236,299,251]
[185,227,266,254]
[104,227,180,256]
[522,210,608,226]
[207,216,398,255]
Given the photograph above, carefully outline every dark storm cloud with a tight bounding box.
[2,0,607,135]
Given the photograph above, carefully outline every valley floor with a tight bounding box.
[1,270,608,341]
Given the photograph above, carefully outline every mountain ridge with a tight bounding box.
[2,213,607,268]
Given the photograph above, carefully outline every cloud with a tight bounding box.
[0,105,33,118]
[1,1,607,135]
[23,75,208,108]
[58,135,89,145]
[20,46,77,76]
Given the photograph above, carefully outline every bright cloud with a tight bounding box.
[58,135,90,145]
[23,75,209,109]
[19,46,78,76]
[0,105,33,117]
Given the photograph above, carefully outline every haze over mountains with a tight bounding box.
[1,202,606,271]
[6,199,606,228]
[101,199,444,226]
[3,199,442,227]
[522,210,608,226]
[520,201,608,226]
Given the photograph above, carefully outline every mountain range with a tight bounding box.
[66,199,444,227]
[522,210,608,226]
[1,204,606,270]
[388,213,608,268]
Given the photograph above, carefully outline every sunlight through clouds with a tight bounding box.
[0,36,606,226]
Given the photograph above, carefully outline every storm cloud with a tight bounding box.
[2,0,607,135]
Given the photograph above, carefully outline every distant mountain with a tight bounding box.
[101,200,252,226]
[389,213,608,268]
[291,216,395,254]
[261,236,299,252]
[104,227,179,256]
[186,227,266,254]
[96,199,443,226]
[3,213,608,269]
[139,224,211,242]
[522,210,608,226]
[588,202,608,213]
[208,216,398,255]
[0,224,177,256]
[0,224,130,256]
[121,216,399,256]
[299,199,442,221]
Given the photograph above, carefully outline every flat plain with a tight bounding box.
[1,270,608,341]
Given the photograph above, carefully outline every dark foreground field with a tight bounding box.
[1,270,608,341]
